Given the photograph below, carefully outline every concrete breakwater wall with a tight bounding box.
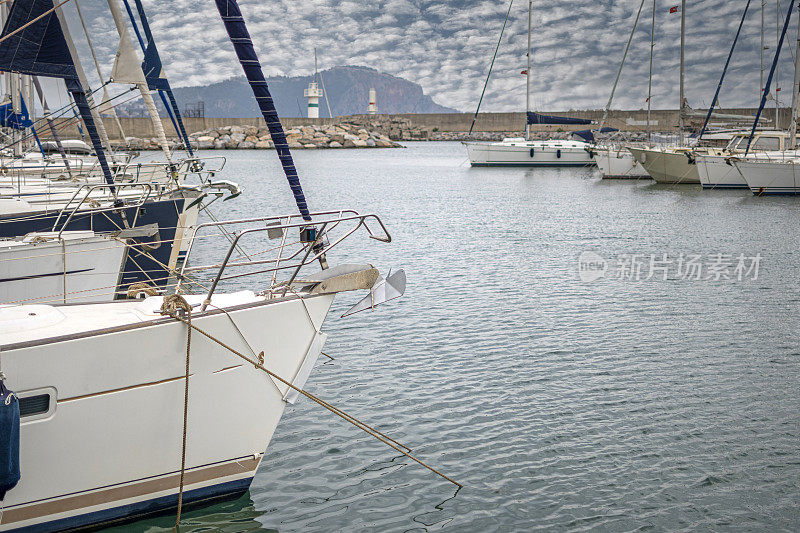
[35,107,787,145]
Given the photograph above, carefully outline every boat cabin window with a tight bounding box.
[752,136,781,151]
[726,136,744,151]
[19,394,51,417]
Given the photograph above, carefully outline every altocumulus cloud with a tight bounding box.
[63,0,798,112]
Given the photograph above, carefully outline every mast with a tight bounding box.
[525,0,531,141]
[776,0,781,129]
[678,0,686,143]
[745,0,795,156]
[598,0,647,133]
[790,2,800,147]
[647,0,656,139]
[55,7,115,158]
[76,0,127,144]
[762,0,766,95]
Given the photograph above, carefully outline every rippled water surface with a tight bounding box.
[110,142,800,532]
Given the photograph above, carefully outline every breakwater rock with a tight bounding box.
[118,123,401,150]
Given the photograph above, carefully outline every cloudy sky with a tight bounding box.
[62,0,799,113]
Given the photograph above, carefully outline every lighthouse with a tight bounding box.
[304,50,323,118]
[368,88,377,114]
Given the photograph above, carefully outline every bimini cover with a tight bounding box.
[571,127,619,143]
[0,0,80,90]
[0,98,33,129]
[0,380,20,501]
[527,111,592,125]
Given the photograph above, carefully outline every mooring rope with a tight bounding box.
[160,294,193,529]
[162,305,461,488]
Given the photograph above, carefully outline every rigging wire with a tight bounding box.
[468,0,514,135]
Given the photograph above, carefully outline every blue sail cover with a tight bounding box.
[214,0,310,220]
[527,111,592,125]
[571,127,618,143]
[0,0,114,186]
[0,98,32,129]
[0,0,78,88]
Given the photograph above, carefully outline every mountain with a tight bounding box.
[116,66,458,118]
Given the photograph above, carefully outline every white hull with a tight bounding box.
[731,158,800,195]
[0,232,127,305]
[0,291,335,531]
[465,140,596,167]
[595,147,649,178]
[627,147,703,184]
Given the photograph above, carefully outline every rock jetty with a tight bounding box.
[119,123,400,150]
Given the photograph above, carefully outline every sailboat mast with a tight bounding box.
[777,0,781,128]
[678,0,686,142]
[762,0,766,95]
[790,2,800,147]
[647,0,656,138]
[525,0,532,140]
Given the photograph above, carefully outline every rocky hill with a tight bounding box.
[117,65,458,118]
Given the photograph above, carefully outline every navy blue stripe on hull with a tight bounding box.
[470,162,597,167]
[701,184,749,189]
[0,268,92,283]
[8,477,253,533]
[751,189,800,195]
[0,198,185,291]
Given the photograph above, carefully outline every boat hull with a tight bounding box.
[732,159,800,195]
[465,141,596,167]
[595,147,649,178]
[0,292,335,532]
[0,194,193,293]
[0,233,127,305]
[627,147,701,184]
[695,154,748,189]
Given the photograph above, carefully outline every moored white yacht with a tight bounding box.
[730,156,800,195]
[694,131,792,189]
[465,137,595,167]
[594,145,649,178]
[0,210,401,532]
[464,1,596,168]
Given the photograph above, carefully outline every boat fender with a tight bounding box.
[684,152,696,165]
[529,148,535,158]
[0,379,20,501]
[556,149,561,159]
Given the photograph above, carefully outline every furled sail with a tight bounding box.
[123,0,194,156]
[0,0,114,186]
[527,112,592,125]
[214,0,311,220]
[107,0,173,164]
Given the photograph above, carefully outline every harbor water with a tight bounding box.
[108,142,800,531]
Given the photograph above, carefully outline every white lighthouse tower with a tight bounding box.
[368,88,377,114]
[304,50,323,118]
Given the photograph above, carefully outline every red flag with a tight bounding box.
[669,5,680,13]
[521,69,528,75]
